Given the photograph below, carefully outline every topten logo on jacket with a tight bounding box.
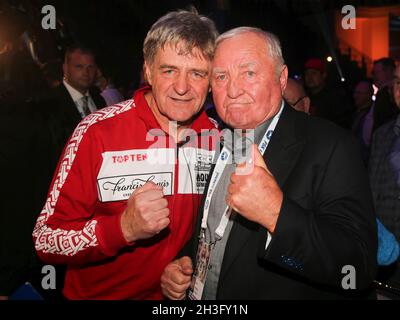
[97,148,214,202]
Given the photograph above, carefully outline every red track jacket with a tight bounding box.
[33,87,218,299]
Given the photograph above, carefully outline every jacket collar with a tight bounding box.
[218,104,308,285]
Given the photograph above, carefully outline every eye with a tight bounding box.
[246,70,255,77]
[163,69,175,75]
[215,74,226,81]
[192,71,206,79]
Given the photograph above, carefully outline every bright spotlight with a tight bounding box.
[341,77,345,82]
[327,56,333,62]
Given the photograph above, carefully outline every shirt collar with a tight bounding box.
[223,101,282,154]
[63,79,88,103]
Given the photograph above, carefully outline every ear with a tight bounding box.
[279,65,288,94]
[144,61,152,86]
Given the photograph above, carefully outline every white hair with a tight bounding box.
[216,27,285,76]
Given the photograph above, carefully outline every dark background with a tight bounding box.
[2,0,399,97]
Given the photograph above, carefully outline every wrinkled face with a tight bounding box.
[353,82,372,110]
[144,44,211,125]
[304,69,324,91]
[393,65,400,108]
[63,50,97,94]
[211,32,287,129]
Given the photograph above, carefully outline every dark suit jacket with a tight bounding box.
[182,105,377,299]
[40,83,106,168]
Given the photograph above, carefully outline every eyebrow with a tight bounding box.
[191,68,209,75]
[159,64,208,74]
[212,62,257,74]
[212,68,225,74]
[239,62,256,69]
[159,64,178,70]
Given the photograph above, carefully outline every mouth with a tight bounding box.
[170,97,194,103]
[226,102,251,108]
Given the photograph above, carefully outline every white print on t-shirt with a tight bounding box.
[97,148,175,202]
[97,148,214,202]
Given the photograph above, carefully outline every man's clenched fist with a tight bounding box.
[120,182,170,242]
[161,256,193,300]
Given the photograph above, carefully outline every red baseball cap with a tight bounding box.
[304,58,325,73]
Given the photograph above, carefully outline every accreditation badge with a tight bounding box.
[188,237,211,300]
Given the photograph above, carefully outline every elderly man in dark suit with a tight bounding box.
[161,27,377,300]
[369,62,400,290]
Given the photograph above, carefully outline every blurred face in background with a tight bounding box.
[372,62,393,89]
[304,69,325,93]
[353,81,373,111]
[284,78,310,114]
[63,49,97,94]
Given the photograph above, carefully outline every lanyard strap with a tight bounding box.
[201,103,285,239]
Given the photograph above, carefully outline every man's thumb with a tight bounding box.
[251,144,267,170]
[178,256,193,275]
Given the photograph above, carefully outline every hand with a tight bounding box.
[120,182,170,242]
[161,256,193,300]
[227,144,283,233]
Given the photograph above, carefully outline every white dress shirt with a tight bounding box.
[63,80,97,118]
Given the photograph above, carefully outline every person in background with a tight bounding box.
[283,78,310,114]
[372,58,399,132]
[42,45,106,165]
[304,58,352,129]
[369,61,400,294]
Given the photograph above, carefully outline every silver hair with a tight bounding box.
[216,27,285,76]
[143,8,218,64]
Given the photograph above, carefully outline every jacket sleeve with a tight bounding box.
[259,134,377,290]
[32,119,130,266]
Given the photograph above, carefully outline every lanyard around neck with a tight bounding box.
[200,103,285,239]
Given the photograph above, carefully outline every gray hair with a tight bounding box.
[143,9,218,64]
[216,27,285,76]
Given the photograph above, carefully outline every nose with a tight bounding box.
[174,73,189,95]
[82,67,91,78]
[227,77,243,98]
